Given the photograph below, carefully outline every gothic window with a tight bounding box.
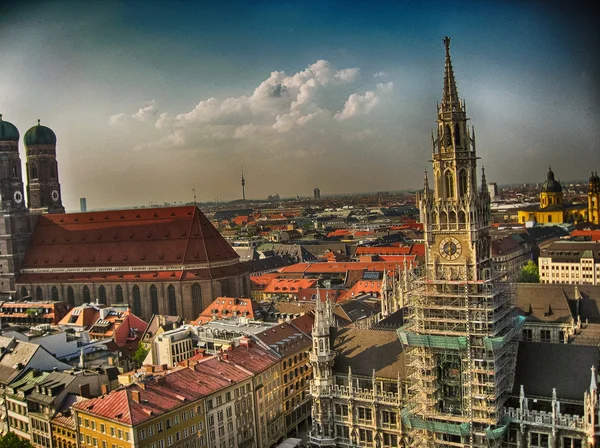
[444,171,454,199]
[98,286,107,305]
[12,164,17,178]
[440,211,448,227]
[454,124,461,147]
[20,286,28,298]
[51,286,59,301]
[31,164,38,180]
[168,284,177,316]
[36,286,43,301]
[445,124,452,147]
[150,284,159,315]
[115,285,124,303]
[458,170,468,197]
[67,286,75,307]
[132,285,142,317]
[50,164,56,179]
[83,285,91,303]
[458,210,466,224]
[449,211,457,225]
[221,279,230,297]
[192,283,202,318]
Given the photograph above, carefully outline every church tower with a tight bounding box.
[398,38,523,447]
[0,115,33,299]
[24,120,65,214]
[309,290,336,446]
[588,172,599,224]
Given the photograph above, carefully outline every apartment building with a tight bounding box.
[539,240,600,285]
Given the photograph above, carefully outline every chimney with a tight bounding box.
[79,383,91,398]
[107,356,115,366]
[131,390,141,403]
[143,365,155,374]
[101,384,109,395]
[239,336,251,348]
[222,352,229,361]
[161,364,168,371]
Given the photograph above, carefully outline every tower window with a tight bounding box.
[459,170,468,197]
[445,124,452,147]
[454,124,461,147]
[31,164,38,180]
[12,164,17,178]
[445,171,454,199]
[50,164,56,179]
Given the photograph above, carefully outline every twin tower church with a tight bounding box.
[0,116,249,321]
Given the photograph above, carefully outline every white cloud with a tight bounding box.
[374,71,388,79]
[111,60,391,151]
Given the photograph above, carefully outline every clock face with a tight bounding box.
[51,190,60,202]
[13,191,23,204]
[439,237,462,260]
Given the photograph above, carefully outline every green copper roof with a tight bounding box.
[0,114,20,142]
[24,120,56,146]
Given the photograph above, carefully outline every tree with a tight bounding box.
[0,432,33,448]
[131,341,150,369]
[518,260,539,283]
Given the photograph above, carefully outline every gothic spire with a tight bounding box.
[481,166,488,196]
[441,36,461,113]
[591,365,597,393]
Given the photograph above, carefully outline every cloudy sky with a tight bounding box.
[1,1,599,211]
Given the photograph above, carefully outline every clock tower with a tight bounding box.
[398,38,523,447]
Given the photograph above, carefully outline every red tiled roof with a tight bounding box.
[192,296,262,325]
[263,278,317,294]
[356,246,412,255]
[249,273,280,287]
[253,321,311,358]
[22,206,239,271]
[193,357,253,382]
[278,261,413,275]
[571,230,600,241]
[73,368,227,426]
[220,344,279,374]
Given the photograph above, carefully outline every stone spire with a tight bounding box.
[591,366,598,393]
[441,36,461,113]
[481,166,488,197]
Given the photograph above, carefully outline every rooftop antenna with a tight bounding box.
[241,167,246,201]
[192,187,197,206]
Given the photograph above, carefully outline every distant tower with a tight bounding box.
[80,197,87,212]
[313,187,321,200]
[25,120,64,214]
[0,114,32,299]
[241,167,246,201]
[488,182,498,202]
[588,172,599,224]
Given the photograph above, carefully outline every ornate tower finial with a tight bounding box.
[591,365,597,393]
[441,36,460,113]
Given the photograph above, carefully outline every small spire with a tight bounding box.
[424,170,429,191]
[481,166,488,195]
[37,119,40,126]
[591,365,597,392]
[441,36,460,112]
[0,114,3,121]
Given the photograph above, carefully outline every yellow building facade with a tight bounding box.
[517,167,588,224]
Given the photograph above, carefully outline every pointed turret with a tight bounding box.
[441,36,461,113]
[481,166,488,198]
[591,366,598,393]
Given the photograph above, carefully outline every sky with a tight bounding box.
[1,0,599,211]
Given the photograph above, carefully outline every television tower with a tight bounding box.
[241,167,246,201]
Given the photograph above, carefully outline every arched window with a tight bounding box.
[51,286,59,301]
[98,286,106,304]
[445,171,454,199]
[449,211,457,225]
[454,124,461,147]
[150,285,159,315]
[20,286,28,298]
[50,164,56,179]
[36,286,43,301]
[115,285,124,303]
[192,283,202,318]
[83,285,91,303]
[445,124,452,147]
[440,211,448,227]
[132,285,142,317]
[168,284,177,316]
[221,280,230,297]
[67,286,75,307]
[458,170,468,198]
[31,164,38,180]
[458,210,466,224]
[12,164,18,178]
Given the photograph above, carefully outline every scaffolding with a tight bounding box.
[398,265,522,448]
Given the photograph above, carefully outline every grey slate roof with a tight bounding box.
[513,341,598,401]
[332,327,405,379]
[515,284,573,323]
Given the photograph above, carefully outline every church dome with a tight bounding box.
[0,114,20,142]
[541,167,562,193]
[24,120,56,146]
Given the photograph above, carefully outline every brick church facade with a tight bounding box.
[0,116,249,321]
